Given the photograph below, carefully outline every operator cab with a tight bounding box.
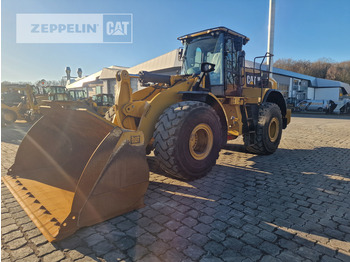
[178,27,249,97]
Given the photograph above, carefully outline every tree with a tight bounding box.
[274,58,350,84]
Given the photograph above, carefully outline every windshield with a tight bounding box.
[182,33,224,85]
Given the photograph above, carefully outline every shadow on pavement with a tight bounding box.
[54,146,350,261]
[1,121,33,145]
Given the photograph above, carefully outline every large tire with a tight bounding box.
[154,101,222,180]
[2,109,17,125]
[244,103,282,155]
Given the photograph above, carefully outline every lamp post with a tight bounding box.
[267,0,276,77]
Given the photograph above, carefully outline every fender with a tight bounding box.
[179,91,229,146]
[263,89,290,128]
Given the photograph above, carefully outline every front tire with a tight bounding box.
[244,103,282,155]
[2,109,17,125]
[154,101,222,180]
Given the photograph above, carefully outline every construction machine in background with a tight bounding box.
[3,27,291,242]
[41,86,114,117]
[90,93,115,116]
[1,84,42,125]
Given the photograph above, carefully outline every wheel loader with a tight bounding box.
[2,27,291,242]
[1,84,42,125]
[41,87,113,117]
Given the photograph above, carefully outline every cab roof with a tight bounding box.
[177,27,250,45]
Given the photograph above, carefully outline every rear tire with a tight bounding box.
[244,103,282,155]
[154,101,222,180]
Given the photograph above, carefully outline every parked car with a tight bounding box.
[296,100,330,112]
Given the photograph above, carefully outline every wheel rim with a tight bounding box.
[189,123,213,160]
[268,117,279,143]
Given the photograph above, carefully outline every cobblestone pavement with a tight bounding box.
[2,115,350,262]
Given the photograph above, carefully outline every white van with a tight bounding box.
[296,100,330,112]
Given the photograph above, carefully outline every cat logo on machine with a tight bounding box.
[246,72,261,87]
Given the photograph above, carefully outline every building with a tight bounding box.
[66,49,350,105]
[66,50,181,96]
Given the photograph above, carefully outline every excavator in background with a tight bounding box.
[1,84,42,125]
[3,27,291,242]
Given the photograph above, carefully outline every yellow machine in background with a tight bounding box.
[41,87,114,117]
[3,27,291,241]
[90,93,114,116]
[1,84,42,125]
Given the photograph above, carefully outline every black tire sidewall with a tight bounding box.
[261,104,282,153]
[174,105,222,176]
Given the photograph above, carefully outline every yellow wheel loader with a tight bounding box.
[1,84,42,125]
[3,27,291,242]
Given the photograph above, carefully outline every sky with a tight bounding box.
[1,0,350,82]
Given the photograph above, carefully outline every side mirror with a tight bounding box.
[238,51,245,69]
[178,47,184,61]
[201,62,215,73]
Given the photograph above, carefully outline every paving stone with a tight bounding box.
[259,241,282,256]
[21,222,37,232]
[42,250,65,262]
[15,254,40,262]
[1,250,10,260]
[204,241,225,256]
[1,218,16,227]
[240,246,263,261]
[198,215,215,224]
[127,245,148,260]
[148,239,170,256]
[158,229,177,241]
[7,237,27,250]
[164,220,182,231]
[25,228,42,239]
[136,232,157,247]
[183,245,206,260]
[1,224,19,235]
[67,250,84,260]
[260,255,282,262]
[241,232,264,246]
[220,250,245,262]
[84,233,106,247]
[115,236,136,251]
[329,239,350,252]
[30,235,48,246]
[160,249,186,262]
[92,240,115,256]
[2,230,23,243]
[11,246,34,260]
[142,254,162,262]
[58,236,83,249]
[176,225,195,238]
[104,250,127,261]
[170,236,191,251]
[145,222,164,234]
[320,255,343,262]
[188,233,210,246]
[37,243,56,257]
[2,113,350,262]
[208,229,226,242]
[193,223,212,234]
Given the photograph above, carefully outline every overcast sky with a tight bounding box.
[1,0,350,82]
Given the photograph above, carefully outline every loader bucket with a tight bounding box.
[2,109,149,242]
